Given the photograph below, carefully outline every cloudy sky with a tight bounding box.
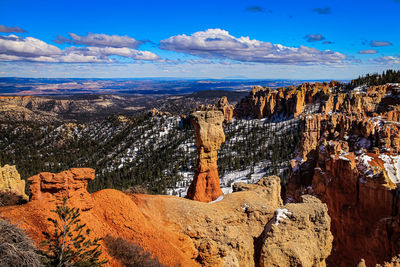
[0,0,399,79]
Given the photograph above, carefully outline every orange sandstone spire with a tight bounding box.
[187,110,225,202]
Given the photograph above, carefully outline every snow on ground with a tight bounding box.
[220,161,267,194]
[339,155,350,161]
[209,195,224,204]
[379,154,400,184]
[166,117,299,198]
[357,154,375,178]
[274,208,292,226]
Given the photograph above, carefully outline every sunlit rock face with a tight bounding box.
[286,83,400,266]
[234,81,339,119]
[0,164,28,201]
[187,110,225,202]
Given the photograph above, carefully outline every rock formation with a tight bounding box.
[216,96,234,123]
[0,164,28,201]
[286,83,400,266]
[194,96,235,123]
[186,111,225,202]
[0,171,333,267]
[28,168,95,211]
[234,81,339,119]
[258,195,332,267]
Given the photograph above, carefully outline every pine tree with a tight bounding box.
[40,199,108,267]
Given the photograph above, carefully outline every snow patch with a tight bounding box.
[209,195,224,204]
[357,154,375,178]
[379,154,400,184]
[274,208,292,226]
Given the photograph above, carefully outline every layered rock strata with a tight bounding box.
[186,111,225,202]
[216,96,234,123]
[0,171,333,267]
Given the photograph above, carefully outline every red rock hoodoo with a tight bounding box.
[186,110,225,202]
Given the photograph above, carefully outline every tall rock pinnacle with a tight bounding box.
[187,110,225,202]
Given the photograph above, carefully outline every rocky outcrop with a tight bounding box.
[233,83,400,121]
[286,83,400,266]
[187,111,225,202]
[259,195,332,267]
[194,96,234,123]
[0,164,28,201]
[216,96,234,123]
[150,108,172,117]
[28,168,95,211]
[0,172,333,267]
[234,81,339,119]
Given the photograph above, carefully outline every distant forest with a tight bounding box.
[347,69,400,89]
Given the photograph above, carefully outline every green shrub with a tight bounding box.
[40,199,107,267]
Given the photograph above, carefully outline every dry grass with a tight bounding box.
[0,191,27,207]
[104,235,165,267]
[124,185,148,195]
[0,219,43,267]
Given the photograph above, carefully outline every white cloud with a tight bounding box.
[160,29,346,64]
[55,33,141,48]
[0,35,61,58]
[370,56,400,64]
[0,34,160,63]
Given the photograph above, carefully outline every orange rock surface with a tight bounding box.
[194,96,234,123]
[0,170,333,267]
[0,168,199,267]
[186,111,225,202]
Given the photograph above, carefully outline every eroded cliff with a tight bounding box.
[286,83,400,266]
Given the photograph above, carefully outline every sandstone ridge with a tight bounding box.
[0,169,333,267]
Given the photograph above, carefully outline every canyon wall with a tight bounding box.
[234,81,339,119]
[286,84,400,266]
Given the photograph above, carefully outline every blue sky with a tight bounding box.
[0,0,399,79]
